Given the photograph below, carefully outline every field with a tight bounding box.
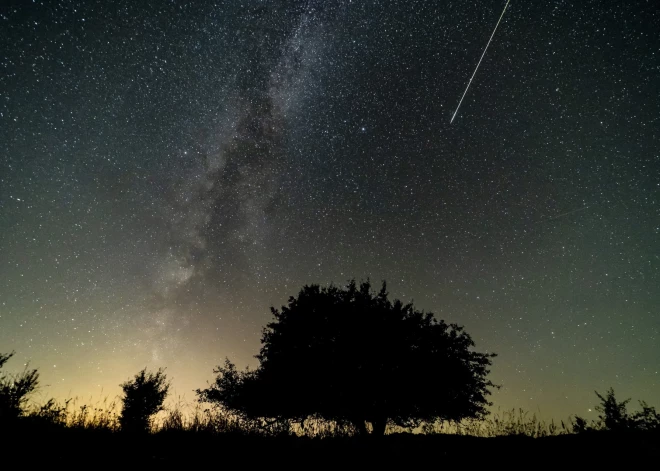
[4,404,658,467]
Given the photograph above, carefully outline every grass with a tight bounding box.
[7,397,608,438]
[3,398,657,467]
[5,397,602,441]
[24,396,121,431]
[420,407,565,438]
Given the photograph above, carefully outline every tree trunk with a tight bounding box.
[371,417,387,436]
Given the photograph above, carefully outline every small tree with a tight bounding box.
[119,368,170,433]
[631,401,660,431]
[198,280,497,435]
[0,351,40,422]
[595,388,631,431]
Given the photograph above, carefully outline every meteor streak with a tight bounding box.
[543,205,592,222]
[451,0,511,124]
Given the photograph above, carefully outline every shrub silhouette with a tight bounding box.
[631,400,660,431]
[570,415,589,434]
[198,279,497,435]
[0,351,40,422]
[595,387,631,431]
[119,368,170,433]
[572,388,660,433]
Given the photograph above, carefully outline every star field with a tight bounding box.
[1,0,658,419]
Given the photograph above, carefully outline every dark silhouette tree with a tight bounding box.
[631,400,660,431]
[572,389,660,434]
[0,351,40,422]
[119,368,170,433]
[595,387,631,431]
[198,280,497,435]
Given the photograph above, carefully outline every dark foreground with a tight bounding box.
[3,428,658,467]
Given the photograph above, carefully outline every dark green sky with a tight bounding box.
[1,0,658,419]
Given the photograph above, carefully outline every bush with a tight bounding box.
[595,388,631,431]
[119,368,170,433]
[0,351,40,422]
[571,388,660,433]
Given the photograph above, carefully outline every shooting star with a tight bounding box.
[536,205,593,225]
[451,0,512,124]
[544,205,592,221]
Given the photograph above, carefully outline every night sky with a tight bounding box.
[1,0,658,420]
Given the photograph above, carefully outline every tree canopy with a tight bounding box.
[119,368,170,433]
[198,280,497,435]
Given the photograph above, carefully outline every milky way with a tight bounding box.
[1,0,658,418]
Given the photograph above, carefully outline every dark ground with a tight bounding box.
[3,427,658,468]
